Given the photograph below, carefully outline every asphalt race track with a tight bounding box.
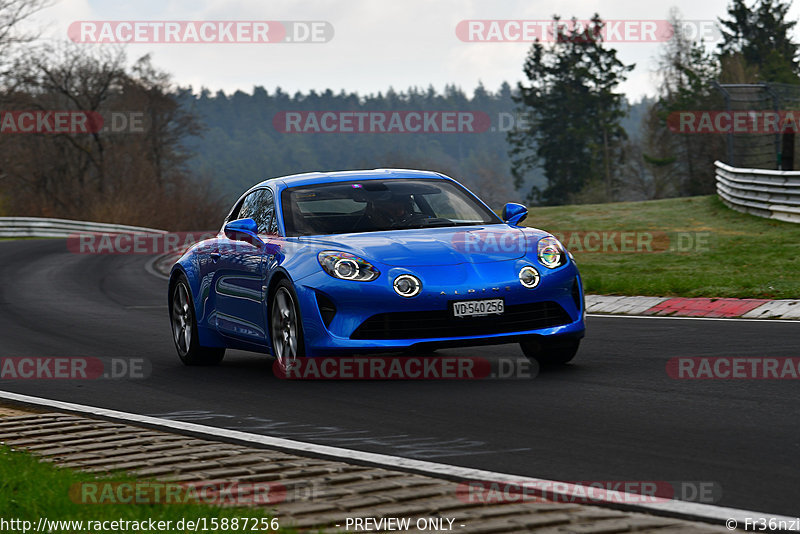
[0,239,798,516]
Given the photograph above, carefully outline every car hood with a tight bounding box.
[298,225,537,266]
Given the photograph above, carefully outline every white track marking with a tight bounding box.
[742,300,800,320]
[0,389,792,527]
[585,294,800,321]
[586,295,669,315]
[587,313,800,324]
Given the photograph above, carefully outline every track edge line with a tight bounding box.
[0,389,789,528]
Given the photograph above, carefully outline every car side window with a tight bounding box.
[237,191,260,223]
[254,189,277,235]
[268,193,279,234]
[228,188,276,234]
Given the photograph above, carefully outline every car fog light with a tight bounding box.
[393,274,421,297]
[519,266,540,289]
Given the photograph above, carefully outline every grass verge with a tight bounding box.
[525,195,800,299]
[0,446,298,533]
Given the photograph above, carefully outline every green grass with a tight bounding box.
[1,196,795,298]
[525,195,800,298]
[0,446,298,533]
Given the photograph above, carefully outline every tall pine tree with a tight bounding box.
[718,0,799,83]
[508,15,633,205]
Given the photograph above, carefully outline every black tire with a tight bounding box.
[170,275,225,366]
[520,337,580,366]
[270,279,306,373]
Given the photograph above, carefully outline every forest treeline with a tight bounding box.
[0,0,798,229]
[179,82,524,209]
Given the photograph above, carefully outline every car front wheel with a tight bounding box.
[170,276,225,366]
[270,280,306,373]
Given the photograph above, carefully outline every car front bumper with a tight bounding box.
[292,258,585,356]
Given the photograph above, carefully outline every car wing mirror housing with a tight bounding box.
[502,203,528,226]
[223,218,263,245]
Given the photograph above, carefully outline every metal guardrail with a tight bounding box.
[715,160,800,223]
[0,217,166,238]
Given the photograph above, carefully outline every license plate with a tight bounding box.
[452,298,504,318]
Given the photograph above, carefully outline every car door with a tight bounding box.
[214,188,277,344]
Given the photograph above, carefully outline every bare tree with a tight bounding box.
[0,0,50,210]
[1,45,224,229]
[0,0,50,76]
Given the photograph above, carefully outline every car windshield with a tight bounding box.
[281,179,500,236]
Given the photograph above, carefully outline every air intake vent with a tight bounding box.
[351,301,571,340]
[315,292,336,328]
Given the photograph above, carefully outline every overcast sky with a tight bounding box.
[25,0,800,101]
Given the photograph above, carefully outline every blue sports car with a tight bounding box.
[169,169,585,371]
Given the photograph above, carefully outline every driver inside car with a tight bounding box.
[363,194,415,228]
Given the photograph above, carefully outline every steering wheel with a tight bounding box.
[394,212,432,227]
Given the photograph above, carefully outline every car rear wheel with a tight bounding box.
[520,338,580,366]
[171,276,225,366]
[270,280,306,373]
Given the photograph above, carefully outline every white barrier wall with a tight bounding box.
[715,160,800,223]
[0,217,166,238]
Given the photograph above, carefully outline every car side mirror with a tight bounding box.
[224,218,263,245]
[502,203,528,226]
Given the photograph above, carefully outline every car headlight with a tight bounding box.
[537,236,567,269]
[318,251,380,281]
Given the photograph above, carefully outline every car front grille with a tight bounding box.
[350,301,572,340]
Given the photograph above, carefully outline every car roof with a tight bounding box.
[253,169,452,190]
